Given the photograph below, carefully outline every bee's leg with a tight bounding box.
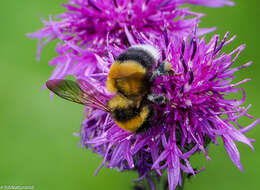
[148,93,177,108]
[150,61,172,82]
[147,94,167,105]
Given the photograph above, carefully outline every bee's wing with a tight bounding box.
[46,79,110,112]
[77,79,109,100]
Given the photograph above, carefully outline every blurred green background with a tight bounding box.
[0,0,259,189]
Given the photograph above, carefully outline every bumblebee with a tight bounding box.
[46,45,172,132]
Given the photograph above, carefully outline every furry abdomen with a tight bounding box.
[107,95,154,132]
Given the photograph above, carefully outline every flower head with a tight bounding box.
[77,32,259,190]
[28,0,233,79]
[27,1,258,190]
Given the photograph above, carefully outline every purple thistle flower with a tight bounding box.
[28,1,259,190]
[28,0,233,81]
[76,32,259,190]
